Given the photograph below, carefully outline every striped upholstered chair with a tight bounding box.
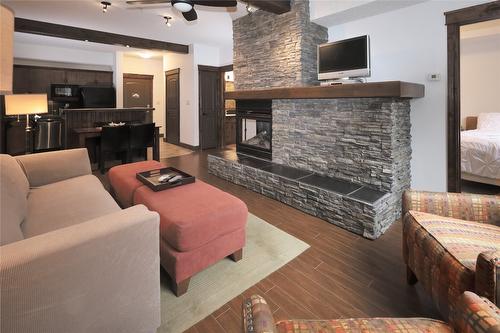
[242,292,499,333]
[402,190,499,321]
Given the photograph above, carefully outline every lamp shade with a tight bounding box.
[0,4,14,94]
[5,94,49,116]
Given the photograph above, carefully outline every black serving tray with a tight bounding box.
[136,167,195,191]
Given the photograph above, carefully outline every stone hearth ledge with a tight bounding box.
[208,151,395,239]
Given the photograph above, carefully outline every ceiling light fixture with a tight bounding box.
[246,2,258,14]
[171,0,192,13]
[101,1,111,13]
[163,16,172,27]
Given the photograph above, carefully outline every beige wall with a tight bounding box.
[122,55,166,135]
[460,19,500,128]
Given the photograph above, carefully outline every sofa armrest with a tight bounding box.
[242,295,277,333]
[476,250,500,305]
[451,291,500,333]
[402,190,499,225]
[0,205,160,333]
[16,148,91,187]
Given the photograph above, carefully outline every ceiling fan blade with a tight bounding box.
[182,8,198,21]
[126,0,171,5]
[192,0,237,7]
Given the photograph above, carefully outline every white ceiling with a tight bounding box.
[4,0,248,52]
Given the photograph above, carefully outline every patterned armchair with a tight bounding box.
[242,292,500,333]
[402,190,499,320]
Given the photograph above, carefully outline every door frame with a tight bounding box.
[198,65,225,150]
[445,1,500,192]
[165,68,180,145]
[123,73,154,108]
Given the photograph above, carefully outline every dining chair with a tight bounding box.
[99,125,130,174]
[128,123,155,162]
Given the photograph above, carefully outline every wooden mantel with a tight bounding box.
[225,81,425,100]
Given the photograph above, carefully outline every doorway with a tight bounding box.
[123,73,153,108]
[198,65,222,150]
[445,1,500,193]
[165,69,180,145]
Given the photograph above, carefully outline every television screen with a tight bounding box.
[318,35,370,80]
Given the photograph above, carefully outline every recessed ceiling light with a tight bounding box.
[101,1,111,13]
[138,52,152,59]
[125,45,130,48]
[163,16,172,27]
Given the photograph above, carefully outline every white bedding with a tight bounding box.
[461,129,500,180]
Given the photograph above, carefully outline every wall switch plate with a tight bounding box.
[427,73,441,81]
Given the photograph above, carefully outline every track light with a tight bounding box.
[164,16,172,27]
[101,1,111,13]
[246,2,258,14]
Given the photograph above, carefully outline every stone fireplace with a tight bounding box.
[207,0,422,239]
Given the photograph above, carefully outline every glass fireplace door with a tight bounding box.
[240,118,271,151]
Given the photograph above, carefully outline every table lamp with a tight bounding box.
[5,94,48,153]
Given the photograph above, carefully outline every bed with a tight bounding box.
[461,113,500,186]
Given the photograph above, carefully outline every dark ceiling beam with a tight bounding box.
[247,0,291,14]
[14,18,189,54]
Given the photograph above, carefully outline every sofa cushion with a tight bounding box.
[0,154,29,245]
[275,318,451,333]
[22,175,120,238]
[408,211,500,271]
[134,180,248,252]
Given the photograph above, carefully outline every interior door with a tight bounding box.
[123,74,153,108]
[165,69,180,145]
[199,67,221,149]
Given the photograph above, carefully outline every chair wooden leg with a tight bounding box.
[229,248,243,262]
[406,266,418,285]
[172,278,190,297]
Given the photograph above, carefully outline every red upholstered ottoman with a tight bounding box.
[134,181,247,296]
[108,161,248,296]
[108,160,165,207]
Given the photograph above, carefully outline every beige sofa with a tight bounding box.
[0,148,161,333]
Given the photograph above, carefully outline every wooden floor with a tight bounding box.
[152,150,442,333]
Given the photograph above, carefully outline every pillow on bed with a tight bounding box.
[477,113,500,131]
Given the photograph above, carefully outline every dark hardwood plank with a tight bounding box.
[15,18,189,53]
[445,0,500,25]
[246,0,291,14]
[224,81,425,100]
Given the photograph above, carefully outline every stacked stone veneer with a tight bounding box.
[233,0,327,89]
[208,154,396,239]
[273,98,412,194]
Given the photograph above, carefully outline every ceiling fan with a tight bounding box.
[125,0,238,21]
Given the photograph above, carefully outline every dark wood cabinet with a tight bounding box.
[224,116,236,145]
[13,65,113,94]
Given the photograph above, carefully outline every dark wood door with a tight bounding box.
[199,67,221,149]
[165,69,180,145]
[123,74,153,108]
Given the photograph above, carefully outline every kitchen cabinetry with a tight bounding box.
[13,65,113,94]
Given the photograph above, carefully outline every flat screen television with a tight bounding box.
[318,35,370,81]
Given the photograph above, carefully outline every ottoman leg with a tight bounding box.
[172,278,190,297]
[406,266,418,285]
[229,249,243,262]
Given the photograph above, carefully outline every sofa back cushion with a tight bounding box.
[0,154,29,245]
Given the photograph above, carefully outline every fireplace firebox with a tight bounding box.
[236,100,272,160]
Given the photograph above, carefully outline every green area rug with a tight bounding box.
[158,213,309,333]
